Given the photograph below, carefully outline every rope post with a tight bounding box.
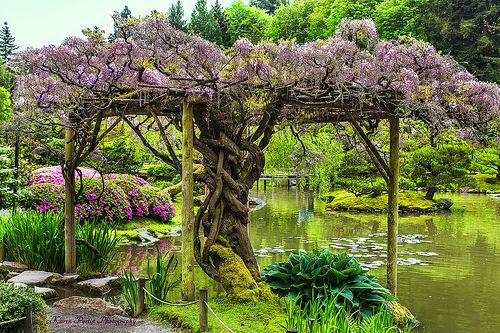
[309,318,315,333]
[0,235,6,262]
[24,304,33,333]
[136,278,145,316]
[199,288,208,332]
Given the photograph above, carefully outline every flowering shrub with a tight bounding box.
[27,167,175,223]
[105,174,176,221]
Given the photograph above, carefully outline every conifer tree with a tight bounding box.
[168,0,187,31]
[0,22,19,63]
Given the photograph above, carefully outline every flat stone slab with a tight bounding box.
[0,261,29,273]
[34,287,58,299]
[73,277,119,294]
[7,270,62,286]
[53,296,126,316]
[53,274,80,286]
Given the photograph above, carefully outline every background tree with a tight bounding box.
[422,0,500,83]
[267,0,317,42]
[250,0,289,14]
[224,0,270,44]
[405,145,475,200]
[374,0,426,40]
[0,87,11,122]
[0,22,19,63]
[120,6,132,19]
[211,0,231,47]
[188,0,221,44]
[168,0,187,31]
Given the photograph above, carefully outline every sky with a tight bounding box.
[1,0,233,50]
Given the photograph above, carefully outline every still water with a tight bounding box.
[248,187,500,333]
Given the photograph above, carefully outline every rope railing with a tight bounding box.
[203,300,235,333]
[142,287,197,307]
[0,316,27,326]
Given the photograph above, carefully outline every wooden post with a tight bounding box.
[0,235,6,261]
[264,179,267,191]
[286,329,298,333]
[136,278,145,316]
[387,116,400,296]
[64,127,76,274]
[309,318,315,333]
[199,288,208,332]
[24,304,33,333]
[181,99,195,301]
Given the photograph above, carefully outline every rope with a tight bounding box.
[203,301,235,333]
[142,287,197,306]
[0,316,26,326]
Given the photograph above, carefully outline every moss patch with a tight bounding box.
[150,296,285,333]
[471,174,500,193]
[326,190,440,213]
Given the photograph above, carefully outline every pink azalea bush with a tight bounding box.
[28,166,175,223]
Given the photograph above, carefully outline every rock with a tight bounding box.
[438,198,454,210]
[54,274,80,285]
[0,261,29,273]
[386,301,419,328]
[34,287,58,299]
[53,296,126,316]
[6,271,20,279]
[12,282,28,288]
[7,270,62,286]
[73,276,119,294]
[136,228,159,245]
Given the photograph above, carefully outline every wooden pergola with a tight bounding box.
[62,89,403,297]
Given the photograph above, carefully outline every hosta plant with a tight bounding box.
[261,250,396,318]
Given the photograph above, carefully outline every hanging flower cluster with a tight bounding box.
[28,166,175,223]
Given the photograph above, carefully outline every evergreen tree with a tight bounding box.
[188,0,221,44]
[168,0,187,31]
[120,6,132,19]
[211,0,231,47]
[0,22,19,63]
[250,0,289,15]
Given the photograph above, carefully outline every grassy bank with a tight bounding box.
[150,295,286,332]
[326,190,440,213]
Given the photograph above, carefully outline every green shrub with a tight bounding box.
[1,211,117,273]
[0,282,47,333]
[261,250,396,318]
[146,164,179,181]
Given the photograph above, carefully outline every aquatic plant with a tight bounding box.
[284,295,412,332]
[1,211,118,273]
[119,238,179,313]
[261,250,396,318]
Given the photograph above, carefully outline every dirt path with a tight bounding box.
[48,307,176,333]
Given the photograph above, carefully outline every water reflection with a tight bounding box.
[249,188,500,333]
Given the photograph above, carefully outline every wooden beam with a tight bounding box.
[387,115,400,296]
[64,127,77,273]
[181,99,195,301]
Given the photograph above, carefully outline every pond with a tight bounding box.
[248,186,500,333]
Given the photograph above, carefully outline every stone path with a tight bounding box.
[48,307,176,333]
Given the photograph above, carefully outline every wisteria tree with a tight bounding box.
[13,14,499,298]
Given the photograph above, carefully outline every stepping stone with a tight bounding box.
[73,277,119,294]
[7,270,62,286]
[0,261,29,273]
[53,274,80,286]
[53,296,126,316]
[34,287,58,299]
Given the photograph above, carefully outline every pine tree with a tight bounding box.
[120,6,132,19]
[168,0,187,31]
[188,0,221,44]
[0,22,19,63]
[211,0,231,47]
